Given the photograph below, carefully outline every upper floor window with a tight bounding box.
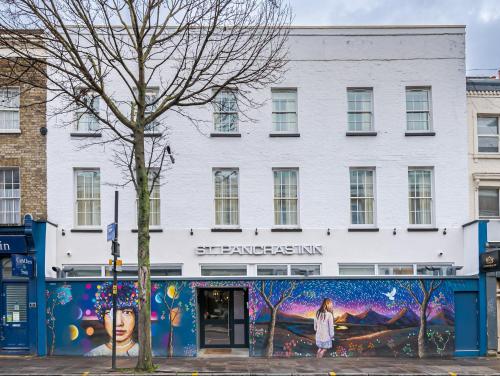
[406,88,431,131]
[0,168,20,224]
[136,169,161,226]
[272,89,297,133]
[75,91,99,132]
[75,169,101,226]
[479,187,500,218]
[214,169,239,226]
[477,116,499,153]
[350,168,375,225]
[347,88,373,132]
[408,168,433,225]
[273,169,299,226]
[0,87,20,131]
[213,90,238,133]
[144,88,160,134]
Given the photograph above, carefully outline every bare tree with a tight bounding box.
[257,280,297,357]
[399,279,442,358]
[0,0,290,370]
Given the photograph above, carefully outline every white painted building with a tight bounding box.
[45,26,470,278]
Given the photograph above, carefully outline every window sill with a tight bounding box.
[70,132,102,138]
[271,228,302,232]
[348,227,379,232]
[269,133,300,137]
[211,228,242,232]
[407,227,439,232]
[346,131,377,136]
[405,132,435,136]
[0,129,21,134]
[144,133,163,138]
[71,228,103,233]
[210,133,241,138]
[473,153,500,159]
[131,228,163,233]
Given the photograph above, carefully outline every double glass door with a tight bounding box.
[199,288,248,348]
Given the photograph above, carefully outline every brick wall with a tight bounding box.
[0,59,46,222]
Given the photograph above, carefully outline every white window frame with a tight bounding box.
[347,87,374,132]
[349,167,376,227]
[476,115,500,154]
[478,186,500,219]
[74,90,100,133]
[200,264,247,277]
[0,86,20,133]
[273,168,300,228]
[213,89,238,133]
[405,87,432,132]
[256,264,289,276]
[0,167,20,225]
[213,168,240,228]
[74,168,101,228]
[255,263,321,277]
[338,263,455,276]
[408,167,435,227]
[338,264,376,276]
[135,168,162,228]
[271,88,298,133]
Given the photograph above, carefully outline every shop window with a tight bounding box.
[201,264,247,277]
[1,258,28,279]
[378,264,414,276]
[339,264,376,276]
[416,264,455,276]
[0,168,20,225]
[65,265,102,277]
[257,264,288,276]
[290,264,320,276]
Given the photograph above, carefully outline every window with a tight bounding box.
[257,265,288,276]
[350,168,375,225]
[0,87,20,131]
[201,264,247,276]
[1,258,28,279]
[213,90,238,133]
[477,116,499,153]
[65,265,102,278]
[479,187,500,218]
[0,168,20,224]
[273,169,299,226]
[378,264,414,276]
[214,169,239,226]
[406,88,431,131]
[272,89,297,133]
[75,91,99,132]
[339,264,376,276]
[75,169,101,226]
[347,88,373,132]
[416,264,455,276]
[144,88,160,133]
[136,170,161,226]
[408,168,433,225]
[290,264,320,276]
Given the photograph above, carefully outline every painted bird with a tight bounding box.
[383,287,397,300]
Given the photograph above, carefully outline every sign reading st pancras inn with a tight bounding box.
[195,245,323,256]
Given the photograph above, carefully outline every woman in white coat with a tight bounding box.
[313,298,335,358]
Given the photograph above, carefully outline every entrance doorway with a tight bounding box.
[198,288,248,348]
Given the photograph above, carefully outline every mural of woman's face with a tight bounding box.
[104,308,135,344]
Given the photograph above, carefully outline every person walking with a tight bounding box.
[314,298,335,358]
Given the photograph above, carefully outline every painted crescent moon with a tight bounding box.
[154,293,163,304]
[69,324,79,341]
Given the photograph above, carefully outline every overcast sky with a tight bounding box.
[289,0,500,76]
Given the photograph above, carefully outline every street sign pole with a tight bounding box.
[111,191,119,370]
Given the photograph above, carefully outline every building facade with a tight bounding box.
[44,26,486,357]
[0,59,48,354]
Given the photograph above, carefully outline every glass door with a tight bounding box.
[199,288,248,348]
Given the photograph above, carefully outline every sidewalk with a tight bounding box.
[1,356,500,375]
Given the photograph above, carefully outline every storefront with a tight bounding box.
[0,215,46,355]
[45,276,482,358]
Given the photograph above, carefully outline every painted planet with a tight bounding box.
[85,326,94,336]
[74,307,83,320]
[85,309,91,316]
[154,293,163,304]
[69,324,79,341]
[167,285,177,299]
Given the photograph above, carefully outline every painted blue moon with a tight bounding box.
[154,293,163,304]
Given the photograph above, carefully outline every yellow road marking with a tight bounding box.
[82,372,89,376]
[192,372,199,376]
[329,372,336,376]
[449,373,457,376]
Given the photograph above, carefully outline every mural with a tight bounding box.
[46,278,465,358]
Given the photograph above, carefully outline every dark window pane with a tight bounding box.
[479,188,499,217]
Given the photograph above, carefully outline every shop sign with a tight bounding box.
[0,235,28,253]
[196,245,323,256]
[480,249,500,272]
[11,254,34,277]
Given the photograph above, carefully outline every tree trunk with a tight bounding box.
[266,308,277,358]
[418,295,430,358]
[168,323,174,357]
[134,132,154,371]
